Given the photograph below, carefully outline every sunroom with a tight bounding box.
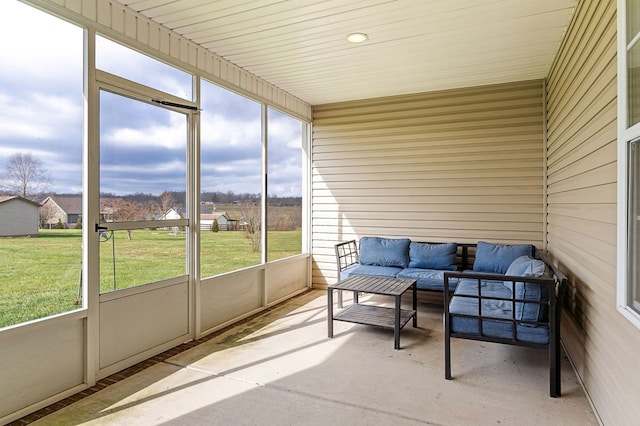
[0,0,638,425]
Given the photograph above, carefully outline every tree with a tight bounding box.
[157,191,175,212]
[39,200,58,229]
[0,153,52,200]
[103,198,149,240]
[242,200,261,252]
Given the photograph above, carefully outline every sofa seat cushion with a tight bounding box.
[359,237,411,268]
[454,278,512,298]
[339,264,403,281]
[397,268,458,291]
[408,242,458,270]
[473,241,534,274]
[455,276,549,326]
[449,314,550,345]
[449,294,549,345]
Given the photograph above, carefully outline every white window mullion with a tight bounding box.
[617,0,640,328]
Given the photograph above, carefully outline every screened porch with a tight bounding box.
[1,1,638,425]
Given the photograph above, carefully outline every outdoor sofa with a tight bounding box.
[334,237,568,397]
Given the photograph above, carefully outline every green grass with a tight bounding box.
[0,228,301,328]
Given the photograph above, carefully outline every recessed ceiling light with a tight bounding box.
[346,32,368,43]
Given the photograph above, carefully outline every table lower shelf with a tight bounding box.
[333,303,416,330]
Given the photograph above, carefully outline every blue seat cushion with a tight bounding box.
[449,286,549,345]
[473,241,534,274]
[454,277,512,298]
[449,314,550,345]
[408,242,458,270]
[358,237,411,268]
[397,268,458,291]
[339,264,403,281]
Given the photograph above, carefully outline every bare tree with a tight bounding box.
[104,198,149,240]
[39,199,58,229]
[157,191,175,212]
[1,153,52,200]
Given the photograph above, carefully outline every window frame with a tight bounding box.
[617,0,640,328]
[0,0,312,331]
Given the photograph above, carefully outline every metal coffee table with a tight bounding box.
[327,275,417,349]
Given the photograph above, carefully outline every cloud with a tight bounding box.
[100,160,187,195]
[267,108,303,196]
[201,114,262,147]
[96,35,192,100]
[0,2,83,86]
[0,91,82,140]
[104,122,185,150]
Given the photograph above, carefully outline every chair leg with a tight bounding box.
[445,340,452,379]
[549,327,561,397]
[445,315,452,380]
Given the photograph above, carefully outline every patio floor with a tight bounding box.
[25,290,598,425]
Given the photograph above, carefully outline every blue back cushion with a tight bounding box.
[408,242,458,270]
[515,281,549,324]
[359,237,411,268]
[473,241,534,274]
[503,255,546,291]
[503,255,550,324]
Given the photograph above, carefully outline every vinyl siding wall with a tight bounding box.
[546,0,640,424]
[312,80,545,287]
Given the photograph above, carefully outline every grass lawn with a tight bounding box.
[0,228,301,328]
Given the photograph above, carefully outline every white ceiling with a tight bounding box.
[114,0,578,106]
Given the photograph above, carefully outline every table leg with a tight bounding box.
[328,288,334,338]
[394,295,401,350]
[412,282,417,327]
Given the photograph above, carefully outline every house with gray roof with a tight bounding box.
[40,195,82,228]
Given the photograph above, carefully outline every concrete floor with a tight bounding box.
[32,290,598,425]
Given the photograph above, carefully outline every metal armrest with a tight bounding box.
[335,240,359,279]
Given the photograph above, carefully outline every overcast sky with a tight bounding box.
[0,1,303,198]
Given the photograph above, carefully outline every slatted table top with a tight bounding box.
[328,275,416,296]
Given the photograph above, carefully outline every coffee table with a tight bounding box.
[327,275,417,349]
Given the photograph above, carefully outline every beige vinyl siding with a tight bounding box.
[36,0,311,121]
[546,0,640,424]
[312,80,545,287]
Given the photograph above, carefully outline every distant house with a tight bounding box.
[157,207,185,232]
[40,195,82,228]
[200,212,230,231]
[0,196,40,236]
[40,195,123,228]
[158,208,184,221]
